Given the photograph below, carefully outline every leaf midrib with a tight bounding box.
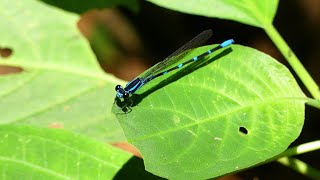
[11,82,104,123]
[0,156,72,179]
[0,3,119,84]
[128,97,305,143]
[1,131,121,169]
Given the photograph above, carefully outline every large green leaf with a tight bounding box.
[0,0,124,142]
[113,45,306,179]
[0,125,132,179]
[147,0,279,27]
[40,0,139,14]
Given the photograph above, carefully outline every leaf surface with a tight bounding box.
[0,0,124,142]
[147,0,279,27]
[0,125,132,179]
[113,45,305,179]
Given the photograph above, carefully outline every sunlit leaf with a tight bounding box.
[0,125,132,179]
[113,45,305,179]
[0,0,124,142]
[147,0,279,27]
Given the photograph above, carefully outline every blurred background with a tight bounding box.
[79,1,319,179]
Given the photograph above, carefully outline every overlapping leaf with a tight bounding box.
[0,0,124,142]
[0,125,132,179]
[148,0,279,27]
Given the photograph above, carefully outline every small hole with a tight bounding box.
[0,48,13,58]
[239,127,248,135]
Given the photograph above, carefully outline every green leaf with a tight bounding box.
[0,125,132,179]
[0,0,124,142]
[147,0,279,27]
[113,45,306,179]
[40,0,139,14]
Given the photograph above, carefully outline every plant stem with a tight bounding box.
[277,157,320,179]
[263,140,320,164]
[282,140,320,157]
[305,97,320,109]
[265,24,320,99]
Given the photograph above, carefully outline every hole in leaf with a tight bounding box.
[239,127,248,135]
[0,47,13,58]
[0,65,23,75]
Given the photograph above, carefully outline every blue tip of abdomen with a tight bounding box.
[220,39,234,48]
